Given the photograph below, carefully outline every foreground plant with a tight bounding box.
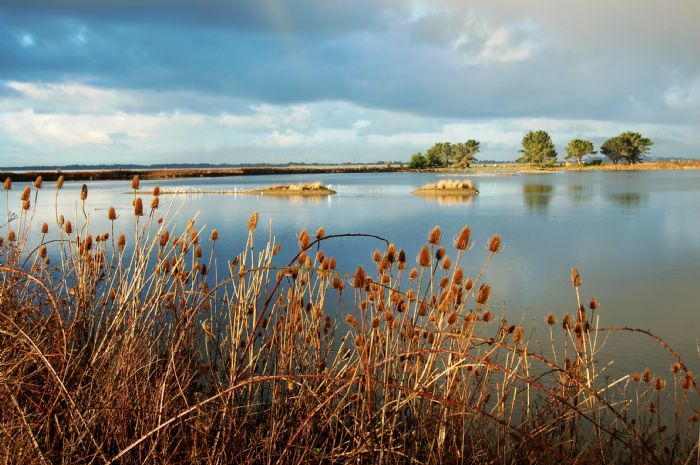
[0,176,698,464]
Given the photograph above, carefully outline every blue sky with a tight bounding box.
[0,0,698,165]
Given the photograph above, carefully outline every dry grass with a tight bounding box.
[1,175,698,464]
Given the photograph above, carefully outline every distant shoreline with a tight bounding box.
[1,160,699,182]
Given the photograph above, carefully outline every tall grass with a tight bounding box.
[1,176,698,464]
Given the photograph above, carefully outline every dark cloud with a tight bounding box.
[0,0,698,126]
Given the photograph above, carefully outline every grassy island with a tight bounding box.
[246,181,336,196]
[413,179,479,196]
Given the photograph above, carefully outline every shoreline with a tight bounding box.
[1,160,699,182]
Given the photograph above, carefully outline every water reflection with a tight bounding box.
[523,184,554,212]
[606,192,646,210]
[567,185,592,203]
[415,194,476,206]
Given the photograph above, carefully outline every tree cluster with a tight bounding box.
[409,140,480,169]
[599,132,653,165]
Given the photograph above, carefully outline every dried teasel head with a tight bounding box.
[571,268,581,287]
[435,247,445,261]
[428,225,442,245]
[117,233,126,251]
[80,184,88,201]
[316,226,325,239]
[153,185,160,196]
[454,225,471,250]
[372,249,382,262]
[417,245,430,267]
[487,234,502,253]
[671,362,681,374]
[64,221,73,234]
[409,267,418,280]
[3,177,11,190]
[475,284,491,305]
[134,198,144,216]
[441,256,451,270]
[682,372,694,390]
[58,214,64,226]
[41,223,48,234]
[248,211,259,231]
[20,186,30,201]
[56,175,64,189]
[655,378,666,391]
[643,368,652,383]
[210,229,218,241]
[482,310,492,322]
[22,199,30,210]
[464,278,473,291]
[562,313,571,330]
[589,298,599,310]
[39,246,47,258]
[34,176,43,189]
[151,196,159,210]
[8,230,16,242]
[546,313,556,325]
[632,372,640,382]
[332,277,345,292]
[131,175,140,190]
[352,266,366,289]
[108,207,117,221]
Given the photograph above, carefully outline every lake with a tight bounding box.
[5,169,700,377]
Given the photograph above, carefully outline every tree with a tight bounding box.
[517,130,558,167]
[425,142,450,168]
[565,139,596,166]
[454,140,480,167]
[600,132,653,164]
[408,152,427,169]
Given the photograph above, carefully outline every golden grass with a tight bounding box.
[413,179,480,196]
[0,176,698,464]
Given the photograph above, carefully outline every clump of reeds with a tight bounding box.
[0,177,698,465]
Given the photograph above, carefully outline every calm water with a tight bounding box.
[4,170,700,376]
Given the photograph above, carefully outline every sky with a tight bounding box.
[0,0,699,166]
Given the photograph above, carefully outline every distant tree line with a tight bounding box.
[408,140,480,169]
[408,131,653,168]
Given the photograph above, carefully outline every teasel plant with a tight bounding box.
[0,177,698,465]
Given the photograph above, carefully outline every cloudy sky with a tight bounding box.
[1,0,699,165]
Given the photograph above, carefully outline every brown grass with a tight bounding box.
[0,177,698,464]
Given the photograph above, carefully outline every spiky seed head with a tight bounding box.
[372,249,381,262]
[488,234,502,253]
[571,268,581,287]
[56,175,64,189]
[8,230,16,242]
[20,186,30,201]
[41,223,48,234]
[643,368,652,383]
[133,198,143,216]
[151,196,159,209]
[447,312,458,325]
[248,211,259,231]
[435,247,445,260]
[131,175,140,190]
[352,266,366,289]
[64,221,73,234]
[409,267,418,280]
[632,372,640,382]
[482,310,492,322]
[546,313,556,325]
[428,225,442,245]
[194,245,202,258]
[475,284,491,305]
[34,176,43,188]
[417,245,430,267]
[84,235,93,251]
[58,214,64,226]
[455,225,471,250]
[80,184,88,200]
[589,298,599,310]
[108,207,117,220]
[316,226,325,239]
[153,185,160,196]
[671,363,681,374]
[332,277,344,292]
[682,372,694,390]
[3,177,11,190]
[562,313,571,330]
[22,200,30,210]
[442,256,451,270]
[655,378,666,391]
[117,233,126,251]
[464,278,473,291]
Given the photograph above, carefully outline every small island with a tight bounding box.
[412,179,479,197]
[247,182,336,196]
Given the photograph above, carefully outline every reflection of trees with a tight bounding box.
[523,184,554,212]
[567,185,592,204]
[417,194,475,207]
[607,192,645,209]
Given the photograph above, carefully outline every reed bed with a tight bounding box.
[0,175,698,464]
